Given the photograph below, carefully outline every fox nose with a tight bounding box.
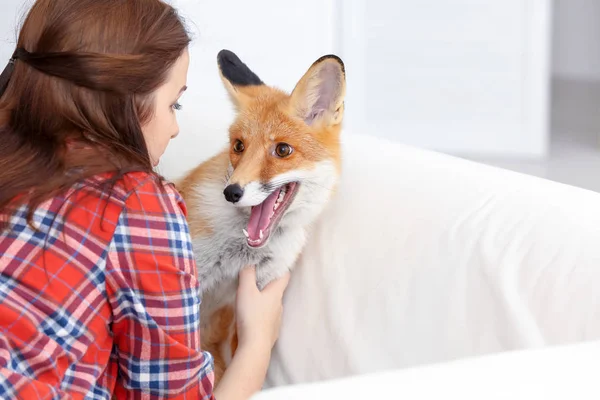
[223,184,244,203]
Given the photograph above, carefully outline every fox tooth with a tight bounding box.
[259,230,264,239]
[274,203,279,210]
[242,229,249,238]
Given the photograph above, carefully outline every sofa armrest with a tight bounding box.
[257,340,600,399]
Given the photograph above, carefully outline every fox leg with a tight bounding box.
[201,305,236,386]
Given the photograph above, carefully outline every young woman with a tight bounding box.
[0,1,289,399]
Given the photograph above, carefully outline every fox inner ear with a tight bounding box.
[217,49,264,109]
[289,55,346,127]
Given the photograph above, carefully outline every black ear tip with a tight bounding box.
[217,49,264,86]
[313,54,345,74]
[217,49,240,67]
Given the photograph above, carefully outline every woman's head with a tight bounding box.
[0,0,190,218]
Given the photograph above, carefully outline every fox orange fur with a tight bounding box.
[177,49,346,384]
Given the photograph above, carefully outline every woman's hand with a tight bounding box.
[213,266,291,400]
[235,265,291,352]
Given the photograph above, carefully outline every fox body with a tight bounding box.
[177,49,346,382]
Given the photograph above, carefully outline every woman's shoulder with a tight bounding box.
[81,171,186,216]
[118,171,186,214]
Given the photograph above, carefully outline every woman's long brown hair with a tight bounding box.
[0,0,190,230]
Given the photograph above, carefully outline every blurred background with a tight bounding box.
[1,0,598,191]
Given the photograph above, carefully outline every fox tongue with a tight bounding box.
[247,188,281,241]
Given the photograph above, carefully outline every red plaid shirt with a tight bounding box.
[0,172,215,399]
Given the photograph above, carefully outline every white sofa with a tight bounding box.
[248,132,600,398]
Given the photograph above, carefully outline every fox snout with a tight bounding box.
[223,183,244,204]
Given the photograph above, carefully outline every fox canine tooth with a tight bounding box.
[242,229,249,238]
[259,230,264,239]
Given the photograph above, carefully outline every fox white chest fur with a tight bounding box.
[177,49,346,383]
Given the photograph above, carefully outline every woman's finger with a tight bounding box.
[263,271,291,296]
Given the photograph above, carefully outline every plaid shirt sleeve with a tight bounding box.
[105,176,216,399]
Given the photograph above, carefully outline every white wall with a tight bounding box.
[337,0,552,159]
[0,0,31,64]
[551,0,600,81]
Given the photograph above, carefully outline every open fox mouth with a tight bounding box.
[243,182,299,248]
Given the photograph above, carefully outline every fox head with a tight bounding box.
[217,49,346,248]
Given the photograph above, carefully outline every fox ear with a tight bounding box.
[217,49,264,109]
[289,55,346,127]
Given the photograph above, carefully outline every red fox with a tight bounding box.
[177,49,346,383]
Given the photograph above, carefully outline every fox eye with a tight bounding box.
[275,143,293,158]
[233,139,245,153]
